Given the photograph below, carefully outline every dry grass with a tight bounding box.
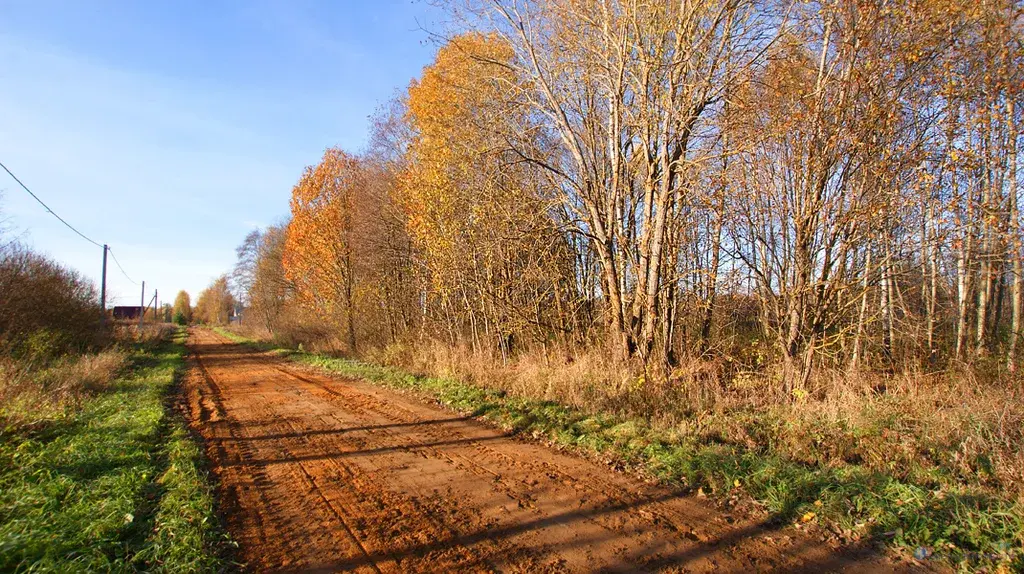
[113,322,177,345]
[0,324,174,431]
[362,339,1024,507]
[0,349,128,429]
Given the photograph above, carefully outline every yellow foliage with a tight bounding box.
[283,148,362,323]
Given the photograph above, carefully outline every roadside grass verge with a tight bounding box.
[0,329,229,572]
[214,327,1022,570]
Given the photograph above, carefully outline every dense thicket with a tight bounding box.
[0,243,107,359]
[237,0,1023,392]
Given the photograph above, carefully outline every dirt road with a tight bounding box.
[183,329,918,573]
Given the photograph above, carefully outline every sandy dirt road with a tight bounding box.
[183,328,921,573]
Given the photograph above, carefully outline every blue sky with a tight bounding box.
[0,0,442,306]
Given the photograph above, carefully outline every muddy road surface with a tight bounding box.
[183,328,918,573]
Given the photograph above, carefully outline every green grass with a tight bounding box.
[216,327,1022,570]
[0,329,230,572]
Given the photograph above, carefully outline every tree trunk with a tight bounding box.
[850,247,872,371]
[1007,98,1021,371]
[880,243,893,363]
[699,203,724,356]
[344,251,357,354]
[926,198,939,361]
[955,163,974,361]
[596,237,632,358]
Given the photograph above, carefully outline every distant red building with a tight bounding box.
[112,306,144,320]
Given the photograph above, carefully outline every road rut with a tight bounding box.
[183,328,919,573]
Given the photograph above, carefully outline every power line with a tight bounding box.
[1,159,143,293]
[0,159,103,248]
[107,247,139,286]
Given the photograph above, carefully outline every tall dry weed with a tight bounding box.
[0,349,127,428]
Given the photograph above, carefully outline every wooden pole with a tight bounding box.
[139,280,145,328]
[100,244,108,316]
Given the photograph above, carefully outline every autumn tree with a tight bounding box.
[172,290,192,325]
[720,0,982,388]
[244,225,293,334]
[194,276,235,325]
[948,1,1024,364]
[360,105,422,346]
[401,33,578,355]
[447,0,787,362]
[283,149,366,352]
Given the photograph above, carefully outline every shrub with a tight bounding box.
[0,243,108,358]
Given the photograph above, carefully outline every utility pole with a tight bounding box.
[155,289,158,323]
[139,280,145,329]
[100,244,108,316]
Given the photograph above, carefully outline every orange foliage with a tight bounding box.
[283,148,363,350]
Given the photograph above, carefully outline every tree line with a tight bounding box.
[228,0,1023,393]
